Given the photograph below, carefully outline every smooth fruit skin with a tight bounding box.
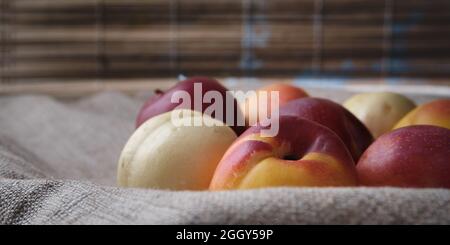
[209,116,357,190]
[119,109,237,190]
[356,125,450,188]
[136,77,246,135]
[343,92,416,138]
[280,98,373,162]
[393,99,450,130]
[243,83,308,124]
[258,83,309,106]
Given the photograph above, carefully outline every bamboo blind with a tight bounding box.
[1,0,450,84]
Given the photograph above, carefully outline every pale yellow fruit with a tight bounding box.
[118,109,237,190]
[343,92,416,138]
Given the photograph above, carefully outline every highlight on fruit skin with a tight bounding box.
[279,97,373,162]
[356,125,450,188]
[118,109,237,190]
[209,116,358,190]
[343,92,416,138]
[393,99,450,130]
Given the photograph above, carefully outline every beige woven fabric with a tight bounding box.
[0,91,449,224]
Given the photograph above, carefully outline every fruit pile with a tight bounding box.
[118,77,450,190]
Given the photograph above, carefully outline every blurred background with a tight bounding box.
[1,0,449,97]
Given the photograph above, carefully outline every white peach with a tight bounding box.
[118,109,237,190]
[343,92,416,138]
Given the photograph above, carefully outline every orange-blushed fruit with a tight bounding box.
[209,116,358,190]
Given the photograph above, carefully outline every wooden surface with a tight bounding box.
[1,0,450,82]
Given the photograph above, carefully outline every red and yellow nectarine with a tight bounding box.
[136,77,246,135]
[280,98,373,161]
[242,83,308,125]
[209,116,358,190]
[393,99,450,130]
[357,125,450,188]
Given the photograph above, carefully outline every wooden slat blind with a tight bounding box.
[1,0,450,84]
